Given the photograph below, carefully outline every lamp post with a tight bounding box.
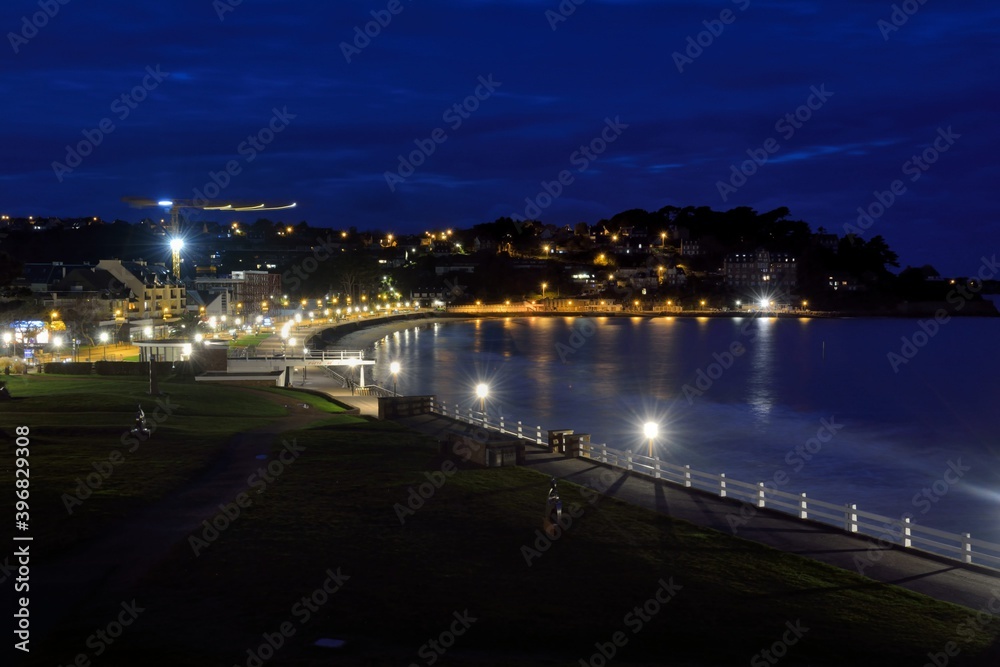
[643,422,658,459]
[302,347,308,385]
[390,361,400,395]
[99,331,109,360]
[53,335,62,362]
[476,383,489,414]
[2,332,11,356]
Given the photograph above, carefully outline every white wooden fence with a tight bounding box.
[429,399,1000,571]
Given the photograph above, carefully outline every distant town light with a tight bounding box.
[157,200,173,207]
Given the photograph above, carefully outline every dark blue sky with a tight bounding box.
[2,0,997,275]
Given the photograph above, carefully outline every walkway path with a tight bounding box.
[394,412,1000,613]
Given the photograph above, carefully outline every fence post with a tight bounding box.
[684,465,692,488]
[757,482,766,508]
[467,409,473,425]
[653,456,660,480]
[719,473,727,498]
[600,443,608,464]
[845,504,858,533]
[799,493,808,520]
[499,415,504,433]
[536,426,541,445]
[903,517,912,548]
[962,533,973,564]
[626,451,633,472]
[517,420,523,439]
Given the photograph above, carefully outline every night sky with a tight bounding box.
[2,0,997,275]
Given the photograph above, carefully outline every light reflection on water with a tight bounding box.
[370,316,1000,542]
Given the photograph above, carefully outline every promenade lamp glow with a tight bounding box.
[143,326,153,339]
[53,335,62,358]
[3,332,12,352]
[476,383,489,412]
[390,361,400,395]
[99,331,109,360]
[643,421,659,458]
[541,282,547,299]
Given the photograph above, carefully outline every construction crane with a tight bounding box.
[122,197,297,279]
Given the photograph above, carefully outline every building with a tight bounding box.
[96,259,187,322]
[192,270,280,316]
[724,250,798,290]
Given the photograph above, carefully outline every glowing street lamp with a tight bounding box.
[541,282,547,299]
[390,361,400,394]
[475,383,489,412]
[99,331,109,360]
[643,422,659,458]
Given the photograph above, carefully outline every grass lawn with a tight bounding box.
[24,413,1000,666]
[0,374,301,557]
[230,333,272,348]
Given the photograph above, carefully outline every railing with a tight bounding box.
[427,399,1000,571]
[231,348,369,362]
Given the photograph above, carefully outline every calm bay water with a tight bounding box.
[367,316,1000,543]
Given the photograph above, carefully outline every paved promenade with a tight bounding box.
[322,405,999,613]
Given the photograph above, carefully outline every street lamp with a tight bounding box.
[476,383,489,413]
[390,361,400,395]
[541,282,547,299]
[99,331,109,360]
[53,335,62,361]
[643,421,659,458]
[302,347,308,384]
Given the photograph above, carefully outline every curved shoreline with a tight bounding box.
[315,303,998,351]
